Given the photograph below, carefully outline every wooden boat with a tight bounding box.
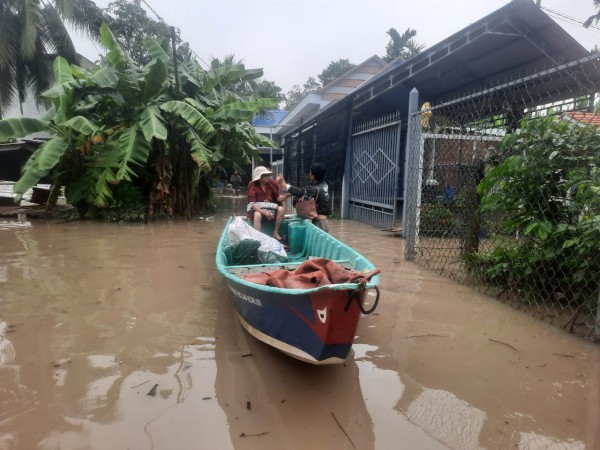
[216,216,380,365]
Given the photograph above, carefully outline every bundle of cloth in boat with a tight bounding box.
[246,201,278,215]
[243,257,380,289]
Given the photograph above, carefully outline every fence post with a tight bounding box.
[596,289,600,340]
[403,88,421,260]
[341,108,353,219]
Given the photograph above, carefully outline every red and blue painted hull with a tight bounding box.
[226,279,365,364]
[216,217,380,365]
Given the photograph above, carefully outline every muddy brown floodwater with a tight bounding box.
[0,196,598,450]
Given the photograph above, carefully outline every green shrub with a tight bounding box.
[472,114,600,307]
[102,183,147,222]
[420,204,455,236]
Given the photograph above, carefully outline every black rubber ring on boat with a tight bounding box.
[344,285,380,315]
[360,286,380,314]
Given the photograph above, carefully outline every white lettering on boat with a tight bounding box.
[229,286,262,307]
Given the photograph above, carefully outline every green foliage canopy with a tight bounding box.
[383,28,425,63]
[0,23,277,215]
[0,0,103,117]
[472,114,600,306]
[318,59,355,86]
[103,0,175,66]
[284,77,321,111]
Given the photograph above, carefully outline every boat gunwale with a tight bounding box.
[216,216,380,295]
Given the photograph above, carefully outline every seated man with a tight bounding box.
[247,166,284,241]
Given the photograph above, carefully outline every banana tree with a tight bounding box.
[143,35,277,215]
[0,23,277,218]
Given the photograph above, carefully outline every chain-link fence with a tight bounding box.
[404,54,600,340]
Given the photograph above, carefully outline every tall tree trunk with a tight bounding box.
[462,160,485,256]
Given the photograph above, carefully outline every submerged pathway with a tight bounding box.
[0,204,597,449]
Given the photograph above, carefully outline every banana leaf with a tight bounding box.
[42,58,80,100]
[144,38,170,64]
[0,118,49,140]
[184,129,213,170]
[100,23,125,70]
[13,136,69,195]
[88,125,150,206]
[53,57,75,85]
[140,106,168,142]
[90,67,120,89]
[141,58,167,103]
[160,100,215,137]
[114,125,151,179]
[214,98,278,122]
[62,116,98,135]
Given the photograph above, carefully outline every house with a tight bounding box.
[563,111,600,127]
[264,55,387,147]
[251,110,288,170]
[280,0,600,228]
[251,55,387,178]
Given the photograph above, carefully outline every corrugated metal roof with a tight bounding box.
[352,0,593,109]
[282,0,600,139]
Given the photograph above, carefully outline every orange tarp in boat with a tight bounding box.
[242,258,380,289]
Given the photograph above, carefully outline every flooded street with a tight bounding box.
[0,197,598,449]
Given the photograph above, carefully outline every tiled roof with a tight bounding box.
[564,112,600,127]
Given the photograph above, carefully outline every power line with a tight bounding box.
[139,0,165,25]
[139,0,211,69]
[540,5,600,33]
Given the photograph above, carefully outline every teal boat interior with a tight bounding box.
[216,216,380,293]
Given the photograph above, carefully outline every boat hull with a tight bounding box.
[226,279,363,364]
[216,216,380,365]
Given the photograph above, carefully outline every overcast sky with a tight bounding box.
[74,0,600,93]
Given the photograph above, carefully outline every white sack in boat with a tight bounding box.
[227,216,287,264]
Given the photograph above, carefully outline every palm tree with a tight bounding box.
[584,0,600,27]
[383,28,425,63]
[208,54,265,98]
[0,0,103,118]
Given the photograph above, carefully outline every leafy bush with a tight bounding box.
[470,114,600,308]
[102,183,147,222]
[420,204,455,236]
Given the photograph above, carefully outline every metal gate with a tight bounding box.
[348,113,402,228]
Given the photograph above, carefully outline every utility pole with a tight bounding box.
[171,26,181,100]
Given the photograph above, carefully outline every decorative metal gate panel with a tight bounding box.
[348,113,402,228]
